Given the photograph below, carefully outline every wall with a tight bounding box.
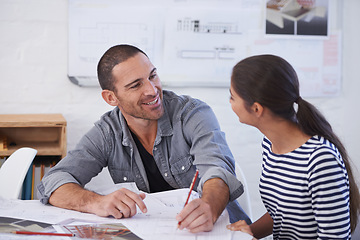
[0,0,359,222]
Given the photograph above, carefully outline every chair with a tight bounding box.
[234,161,253,221]
[0,147,37,199]
[352,214,360,239]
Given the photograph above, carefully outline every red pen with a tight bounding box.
[177,169,199,228]
[13,231,75,237]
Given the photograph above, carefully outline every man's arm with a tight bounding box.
[176,178,229,233]
[49,183,148,218]
[181,98,243,202]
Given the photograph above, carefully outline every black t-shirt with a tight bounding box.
[130,131,174,193]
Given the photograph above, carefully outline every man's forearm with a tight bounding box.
[49,183,148,219]
[49,182,101,214]
[201,178,230,223]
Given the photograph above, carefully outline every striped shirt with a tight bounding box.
[259,135,351,239]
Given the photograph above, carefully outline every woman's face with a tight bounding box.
[229,84,254,126]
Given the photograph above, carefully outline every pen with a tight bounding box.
[13,231,75,237]
[177,169,199,229]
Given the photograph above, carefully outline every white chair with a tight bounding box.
[0,147,37,199]
[352,214,360,239]
[235,161,253,221]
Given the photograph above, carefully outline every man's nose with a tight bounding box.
[144,79,157,95]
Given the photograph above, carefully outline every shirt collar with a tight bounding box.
[118,105,174,147]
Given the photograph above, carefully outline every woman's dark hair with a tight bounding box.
[97,44,148,91]
[231,54,359,232]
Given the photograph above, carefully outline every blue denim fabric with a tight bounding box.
[38,90,250,223]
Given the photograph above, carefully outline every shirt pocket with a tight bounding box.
[108,168,134,183]
[169,155,196,187]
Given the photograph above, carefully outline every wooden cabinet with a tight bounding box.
[0,114,67,199]
[0,114,66,159]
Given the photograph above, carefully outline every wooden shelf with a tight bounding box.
[0,114,67,158]
[0,114,67,200]
[1,143,63,156]
[0,114,66,127]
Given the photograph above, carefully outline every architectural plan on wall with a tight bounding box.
[68,0,342,97]
[68,0,164,87]
[68,0,263,87]
[161,8,262,87]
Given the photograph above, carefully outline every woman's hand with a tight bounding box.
[226,220,253,236]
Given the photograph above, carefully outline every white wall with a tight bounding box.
[0,0,359,221]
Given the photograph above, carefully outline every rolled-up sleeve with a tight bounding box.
[37,124,110,204]
[38,171,80,204]
[182,99,243,201]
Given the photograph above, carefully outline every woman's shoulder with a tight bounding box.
[306,135,344,172]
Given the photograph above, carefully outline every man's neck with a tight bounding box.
[126,118,158,155]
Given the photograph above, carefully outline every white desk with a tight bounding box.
[0,189,253,240]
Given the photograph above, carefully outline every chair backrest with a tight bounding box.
[234,161,253,221]
[0,147,37,199]
[352,214,360,239]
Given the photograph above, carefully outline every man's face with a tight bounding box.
[111,53,164,121]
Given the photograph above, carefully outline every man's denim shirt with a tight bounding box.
[38,90,248,223]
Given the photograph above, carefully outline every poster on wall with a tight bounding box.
[265,0,329,38]
[247,30,341,97]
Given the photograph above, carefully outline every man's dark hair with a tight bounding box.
[97,44,148,91]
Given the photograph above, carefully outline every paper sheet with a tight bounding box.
[0,185,252,240]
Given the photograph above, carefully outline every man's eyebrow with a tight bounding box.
[150,68,157,75]
[123,68,157,89]
[124,78,141,89]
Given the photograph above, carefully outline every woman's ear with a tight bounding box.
[101,90,119,106]
[252,102,264,117]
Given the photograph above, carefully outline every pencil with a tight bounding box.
[13,231,75,237]
[177,169,199,228]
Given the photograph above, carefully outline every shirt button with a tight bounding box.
[181,166,185,171]
[123,177,127,181]
[164,173,168,177]
[154,147,157,151]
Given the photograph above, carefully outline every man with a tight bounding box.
[38,44,250,233]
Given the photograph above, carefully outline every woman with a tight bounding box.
[227,55,359,239]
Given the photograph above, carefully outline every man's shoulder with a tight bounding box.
[163,90,205,109]
[93,107,123,134]
[98,107,120,122]
[162,90,215,124]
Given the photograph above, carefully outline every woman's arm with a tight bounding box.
[227,212,273,239]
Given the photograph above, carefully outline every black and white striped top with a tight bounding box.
[259,135,351,239]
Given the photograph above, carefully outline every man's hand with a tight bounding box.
[89,188,147,218]
[176,198,214,232]
[49,183,147,219]
[176,178,230,233]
